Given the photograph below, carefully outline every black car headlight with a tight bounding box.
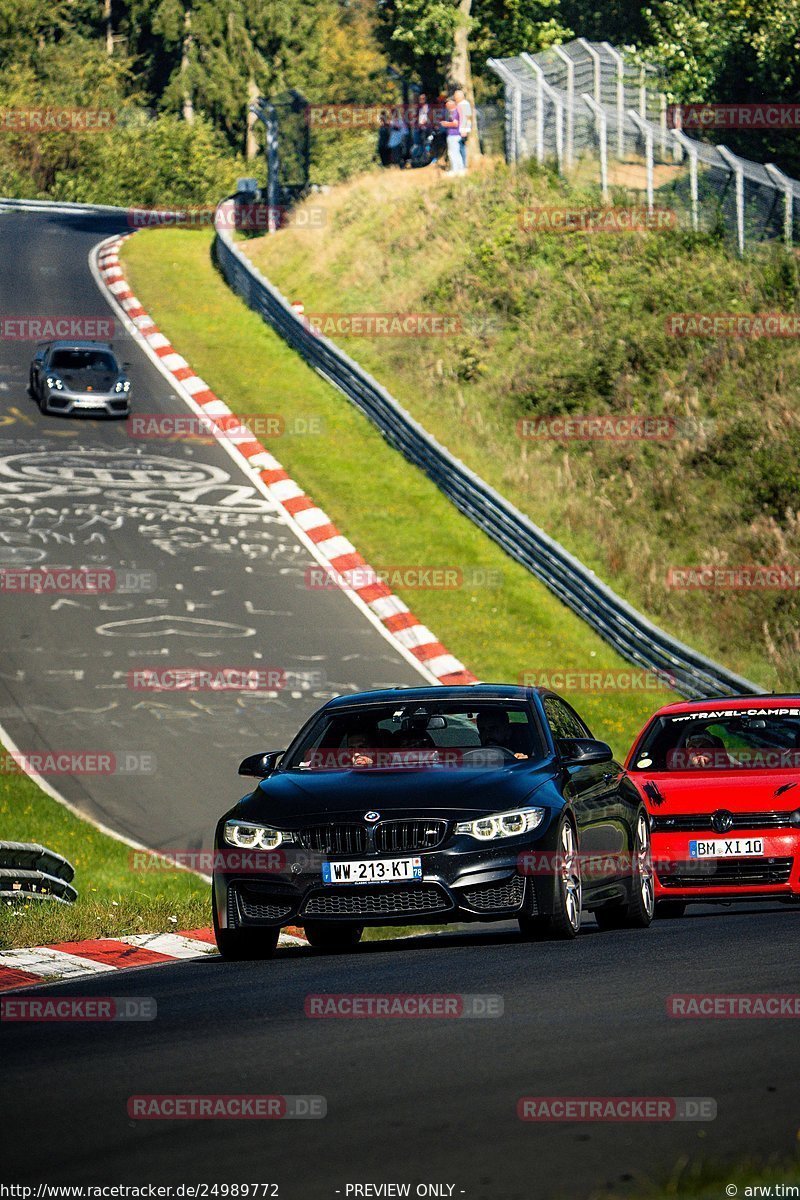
[455,807,546,841]
[46,375,64,390]
[114,380,131,393]
[223,819,297,849]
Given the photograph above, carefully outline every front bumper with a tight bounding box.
[652,829,800,900]
[42,387,130,416]
[212,837,558,931]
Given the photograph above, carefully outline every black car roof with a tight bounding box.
[322,684,541,710]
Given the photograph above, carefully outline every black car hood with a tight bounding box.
[59,369,116,392]
[237,761,556,825]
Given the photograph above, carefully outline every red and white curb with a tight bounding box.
[94,236,476,688]
[0,926,309,992]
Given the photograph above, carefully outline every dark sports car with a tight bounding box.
[29,340,131,416]
[212,684,654,958]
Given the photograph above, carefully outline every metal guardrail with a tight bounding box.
[213,203,762,700]
[0,842,77,904]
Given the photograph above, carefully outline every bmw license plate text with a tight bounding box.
[322,856,423,884]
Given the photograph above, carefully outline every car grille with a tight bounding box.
[651,811,797,832]
[298,825,368,854]
[460,875,525,912]
[302,885,450,918]
[228,884,294,925]
[658,857,793,888]
[375,819,448,852]
[297,819,447,855]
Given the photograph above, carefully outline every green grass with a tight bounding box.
[595,1158,800,1200]
[121,226,673,756]
[0,759,208,950]
[247,161,800,691]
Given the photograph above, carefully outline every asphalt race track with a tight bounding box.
[1,207,798,1198]
[0,205,425,850]
[2,906,798,1196]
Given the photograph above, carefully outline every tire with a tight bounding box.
[655,900,687,919]
[594,809,655,931]
[519,816,582,940]
[213,902,279,960]
[304,922,364,952]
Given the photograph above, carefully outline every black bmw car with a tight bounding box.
[212,685,654,958]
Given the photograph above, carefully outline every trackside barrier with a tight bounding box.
[212,201,761,700]
[0,842,78,903]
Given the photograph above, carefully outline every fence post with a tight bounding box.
[717,145,745,256]
[601,42,626,159]
[552,45,575,169]
[577,38,602,105]
[582,94,608,202]
[672,130,699,231]
[638,65,647,120]
[628,111,653,212]
[658,93,668,157]
[521,54,545,163]
[765,163,794,248]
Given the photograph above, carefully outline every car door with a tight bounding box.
[543,696,627,896]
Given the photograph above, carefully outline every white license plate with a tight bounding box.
[689,838,764,859]
[322,856,422,884]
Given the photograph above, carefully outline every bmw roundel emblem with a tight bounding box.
[711,809,734,834]
[364,811,380,823]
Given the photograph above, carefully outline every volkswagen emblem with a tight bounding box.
[364,811,380,823]
[711,809,734,834]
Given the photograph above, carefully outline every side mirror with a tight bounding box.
[557,738,614,767]
[238,750,285,778]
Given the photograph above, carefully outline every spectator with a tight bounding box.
[454,87,473,170]
[414,92,430,157]
[377,111,391,167]
[441,98,464,175]
[387,110,408,167]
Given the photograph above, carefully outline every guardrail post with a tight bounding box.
[765,163,794,248]
[717,145,745,255]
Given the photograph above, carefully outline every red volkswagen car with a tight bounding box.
[626,695,800,915]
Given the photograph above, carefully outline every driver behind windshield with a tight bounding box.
[476,710,530,759]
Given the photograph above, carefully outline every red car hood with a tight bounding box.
[632,771,800,814]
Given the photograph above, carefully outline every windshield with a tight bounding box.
[630,707,800,772]
[50,349,117,372]
[282,701,545,771]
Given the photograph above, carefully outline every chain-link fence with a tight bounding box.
[488,39,800,254]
